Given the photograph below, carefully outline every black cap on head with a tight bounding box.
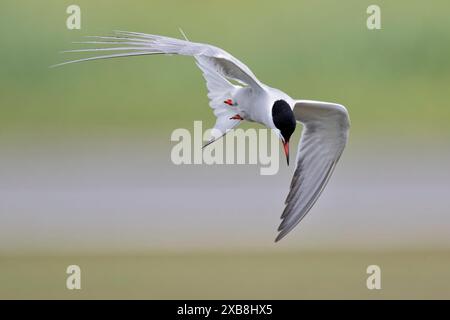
[272,100,296,142]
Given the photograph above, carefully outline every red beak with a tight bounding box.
[283,141,290,166]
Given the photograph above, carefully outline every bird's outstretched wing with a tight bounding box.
[53,30,264,90]
[53,31,264,144]
[276,100,350,242]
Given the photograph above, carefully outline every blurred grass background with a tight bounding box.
[1,0,450,140]
[1,0,450,299]
[2,251,450,299]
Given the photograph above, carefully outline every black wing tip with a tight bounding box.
[274,232,286,243]
[275,224,289,242]
[277,221,284,232]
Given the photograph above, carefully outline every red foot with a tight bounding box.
[224,99,235,106]
[230,114,243,120]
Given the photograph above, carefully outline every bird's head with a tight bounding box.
[272,99,296,166]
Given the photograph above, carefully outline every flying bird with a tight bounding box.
[54,30,350,242]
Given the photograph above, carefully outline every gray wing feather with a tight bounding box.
[275,100,350,242]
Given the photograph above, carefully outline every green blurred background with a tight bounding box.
[2,0,450,140]
[1,0,449,299]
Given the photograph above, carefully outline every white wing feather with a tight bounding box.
[53,31,264,90]
[54,31,265,144]
[276,100,350,242]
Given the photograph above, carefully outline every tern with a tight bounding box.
[54,31,350,242]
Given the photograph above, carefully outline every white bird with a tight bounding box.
[54,30,350,242]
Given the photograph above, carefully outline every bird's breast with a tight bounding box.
[235,89,271,126]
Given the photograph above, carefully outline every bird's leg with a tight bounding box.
[224,99,237,106]
[225,99,242,119]
[230,114,244,120]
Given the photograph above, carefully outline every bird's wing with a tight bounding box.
[53,31,264,145]
[276,100,350,242]
[53,30,264,90]
[195,55,243,147]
